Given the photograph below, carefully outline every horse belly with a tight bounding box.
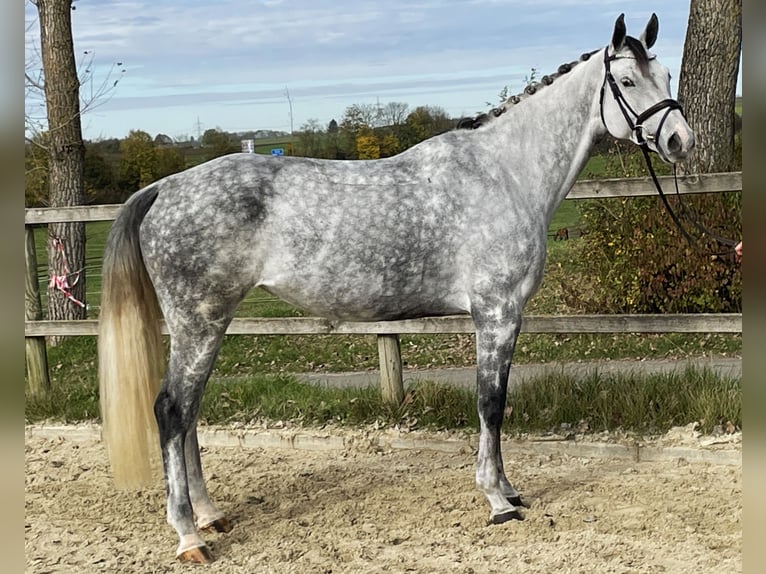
[258,260,469,322]
[254,173,470,320]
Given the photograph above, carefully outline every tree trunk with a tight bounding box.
[36,0,87,339]
[678,0,742,173]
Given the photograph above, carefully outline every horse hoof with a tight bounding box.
[507,495,529,508]
[490,509,524,524]
[200,517,233,533]
[177,544,214,564]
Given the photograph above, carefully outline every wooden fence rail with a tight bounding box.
[24,172,742,225]
[25,314,742,338]
[24,172,742,403]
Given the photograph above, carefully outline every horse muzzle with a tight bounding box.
[655,123,695,163]
[633,99,695,164]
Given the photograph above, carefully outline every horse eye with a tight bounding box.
[620,77,635,87]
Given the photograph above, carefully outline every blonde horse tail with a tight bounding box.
[98,185,163,489]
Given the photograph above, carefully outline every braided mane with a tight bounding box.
[457,37,648,130]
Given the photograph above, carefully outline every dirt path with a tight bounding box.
[25,430,741,573]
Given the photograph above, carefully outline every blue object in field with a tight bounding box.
[270,148,284,156]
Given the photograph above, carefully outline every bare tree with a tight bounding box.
[381,102,410,127]
[678,0,742,173]
[25,6,125,147]
[26,0,126,337]
[28,0,87,334]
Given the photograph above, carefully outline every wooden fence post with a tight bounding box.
[25,225,51,396]
[377,334,404,404]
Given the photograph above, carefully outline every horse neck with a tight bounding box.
[484,52,606,220]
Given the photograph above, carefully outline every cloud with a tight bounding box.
[25,0,699,138]
[100,69,522,112]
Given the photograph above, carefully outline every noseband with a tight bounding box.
[598,47,738,252]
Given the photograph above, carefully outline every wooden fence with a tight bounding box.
[25,172,743,403]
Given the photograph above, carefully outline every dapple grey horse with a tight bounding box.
[99,13,694,562]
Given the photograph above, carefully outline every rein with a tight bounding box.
[599,48,738,255]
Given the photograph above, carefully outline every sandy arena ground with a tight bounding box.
[25,428,741,573]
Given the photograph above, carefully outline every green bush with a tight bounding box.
[572,141,741,313]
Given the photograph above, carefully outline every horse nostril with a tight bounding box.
[667,133,682,154]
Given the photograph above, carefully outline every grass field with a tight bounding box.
[26,354,740,435]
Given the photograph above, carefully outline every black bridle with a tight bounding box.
[599,47,738,252]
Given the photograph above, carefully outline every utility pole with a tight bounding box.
[284,87,294,134]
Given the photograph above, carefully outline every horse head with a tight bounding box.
[599,13,695,163]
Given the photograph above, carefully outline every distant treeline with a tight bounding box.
[25,102,458,207]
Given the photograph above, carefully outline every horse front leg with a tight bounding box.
[474,315,525,523]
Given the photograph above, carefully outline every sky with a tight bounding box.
[23,0,738,142]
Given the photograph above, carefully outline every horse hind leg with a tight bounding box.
[154,323,232,563]
[185,429,232,533]
[473,309,527,523]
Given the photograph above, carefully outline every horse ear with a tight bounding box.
[640,13,659,49]
[611,13,626,51]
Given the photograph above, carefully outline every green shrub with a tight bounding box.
[572,141,741,313]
